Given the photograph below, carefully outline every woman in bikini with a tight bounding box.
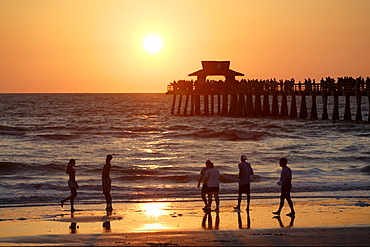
[61,159,79,212]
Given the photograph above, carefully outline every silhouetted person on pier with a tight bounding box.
[273,157,295,216]
[102,154,113,211]
[197,160,212,210]
[203,161,220,212]
[234,155,254,211]
[61,159,79,213]
[366,77,370,91]
[304,79,312,91]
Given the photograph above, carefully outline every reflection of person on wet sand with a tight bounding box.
[237,211,251,229]
[197,160,212,210]
[103,221,111,231]
[102,155,113,211]
[273,215,295,228]
[69,214,78,233]
[201,211,220,230]
[103,207,112,231]
[61,159,79,213]
[273,157,295,216]
[69,222,78,234]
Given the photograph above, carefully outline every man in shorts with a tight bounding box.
[273,157,295,216]
[203,161,220,212]
[197,160,212,210]
[234,155,254,211]
[102,155,113,211]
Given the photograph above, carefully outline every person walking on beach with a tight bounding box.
[102,154,113,211]
[197,160,212,209]
[273,157,295,216]
[203,161,220,211]
[234,155,254,211]
[61,159,79,212]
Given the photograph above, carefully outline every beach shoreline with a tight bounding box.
[0,197,369,246]
[1,227,369,246]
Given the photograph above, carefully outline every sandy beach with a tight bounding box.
[0,197,369,246]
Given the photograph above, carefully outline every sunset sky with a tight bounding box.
[1,0,369,93]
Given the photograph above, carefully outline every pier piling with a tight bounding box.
[299,95,307,119]
[290,94,298,119]
[271,94,279,117]
[310,94,318,120]
[280,94,288,117]
[322,93,329,120]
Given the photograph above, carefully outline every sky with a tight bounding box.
[1,0,369,93]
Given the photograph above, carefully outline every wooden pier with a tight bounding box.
[166,61,370,122]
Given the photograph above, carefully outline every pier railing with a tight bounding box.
[167,80,370,96]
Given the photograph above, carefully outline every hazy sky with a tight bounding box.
[1,0,369,93]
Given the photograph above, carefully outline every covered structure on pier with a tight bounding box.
[188,61,244,82]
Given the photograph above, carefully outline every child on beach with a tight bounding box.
[61,159,79,212]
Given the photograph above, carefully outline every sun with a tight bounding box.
[143,35,163,53]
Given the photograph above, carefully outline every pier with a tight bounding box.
[166,61,370,122]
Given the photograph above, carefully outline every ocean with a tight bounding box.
[0,93,369,208]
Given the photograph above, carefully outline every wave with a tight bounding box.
[36,134,77,140]
[0,126,26,136]
[0,162,65,175]
[1,182,369,207]
[177,129,272,141]
[113,174,240,183]
[361,165,370,173]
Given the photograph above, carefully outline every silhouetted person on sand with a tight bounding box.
[61,159,79,213]
[197,160,212,209]
[203,161,220,212]
[234,155,254,211]
[273,157,295,216]
[102,155,113,211]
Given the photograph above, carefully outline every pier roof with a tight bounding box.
[188,61,244,77]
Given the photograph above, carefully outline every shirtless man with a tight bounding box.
[102,155,113,211]
[234,155,254,211]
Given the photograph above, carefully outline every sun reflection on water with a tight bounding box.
[141,223,168,230]
[141,202,168,217]
[136,202,170,231]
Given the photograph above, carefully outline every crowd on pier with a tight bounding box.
[168,76,370,93]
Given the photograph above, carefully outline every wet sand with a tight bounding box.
[0,197,369,246]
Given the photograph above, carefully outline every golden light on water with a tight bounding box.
[140,157,173,161]
[141,223,168,230]
[136,202,170,231]
[141,202,168,217]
